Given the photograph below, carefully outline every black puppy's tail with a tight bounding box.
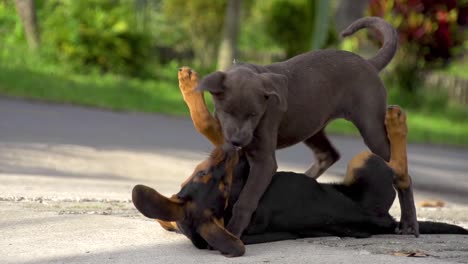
[372,220,468,235]
[341,17,398,72]
[417,221,468,235]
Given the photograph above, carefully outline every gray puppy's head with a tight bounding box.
[197,67,287,148]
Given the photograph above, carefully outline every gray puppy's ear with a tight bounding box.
[196,71,226,97]
[260,73,288,112]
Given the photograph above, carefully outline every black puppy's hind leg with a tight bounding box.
[303,129,340,179]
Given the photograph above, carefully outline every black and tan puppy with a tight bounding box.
[132,146,467,257]
[196,17,417,237]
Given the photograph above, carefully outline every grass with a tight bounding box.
[0,63,189,115]
[326,114,468,146]
[0,63,467,147]
[440,56,468,79]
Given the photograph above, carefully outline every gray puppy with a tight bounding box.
[197,17,418,238]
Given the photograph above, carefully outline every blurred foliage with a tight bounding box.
[163,0,226,68]
[369,0,467,91]
[0,0,337,75]
[237,1,282,54]
[1,0,464,77]
[370,0,466,64]
[264,0,315,57]
[262,0,337,57]
[1,0,152,77]
[40,0,151,77]
[0,1,25,45]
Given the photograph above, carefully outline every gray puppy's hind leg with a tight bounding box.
[353,112,391,162]
[303,130,340,179]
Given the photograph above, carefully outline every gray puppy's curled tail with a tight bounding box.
[341,17,398,72]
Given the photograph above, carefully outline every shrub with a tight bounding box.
[163,0,226,68]
[39,0,151,77]
[264,0,315,57]
[369,0,465,65]
[369,0,467,98]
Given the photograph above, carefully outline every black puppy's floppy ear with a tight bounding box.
[196,71,225,97]
[260,73,288,112]
[199,218,245,257]
[132,185,184,221]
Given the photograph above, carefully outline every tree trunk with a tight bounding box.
[14,0,40,50]
[311,0,331,50]
[134,0,149,32]
[217,0,242,71]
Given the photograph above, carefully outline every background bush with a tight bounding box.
[369,0,467,95]
[1,0,152,77]
[40,0,151,77]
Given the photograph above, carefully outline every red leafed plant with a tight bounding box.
[369,0,466,64]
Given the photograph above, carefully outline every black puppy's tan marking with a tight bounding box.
[196,17,418,237]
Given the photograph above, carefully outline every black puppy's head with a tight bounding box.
[132,145,245,257]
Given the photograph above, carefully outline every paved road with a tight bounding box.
[1,97,468,263]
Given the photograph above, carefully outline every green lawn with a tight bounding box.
[0,64,189,115]
[1,64,467,147]
[326,115,468,146]
[440,57,468,79]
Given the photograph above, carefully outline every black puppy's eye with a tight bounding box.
[195,171,206,177]
[249,112,257,117]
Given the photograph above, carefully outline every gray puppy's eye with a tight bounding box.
[249,112,257,117]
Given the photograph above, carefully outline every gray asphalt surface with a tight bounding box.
[1,97,468,263]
